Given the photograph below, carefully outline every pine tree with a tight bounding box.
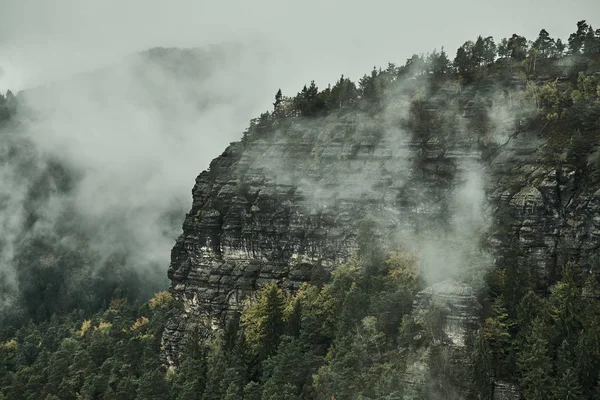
[583,25,600,55]
[431,47,451,76]
[554,39,566,57]
[497,38,510,59]
[516,291,546,343]
[506,34,528,60]
[329,75,357,109]
[241,283,286,359]
[135,368,170,400]
[273,89,283,117]
[533,29,556,58]
[223,381,242,400]
[454,42,475,75]
[261,337,317,400]
[358,68,379,105]
[575,274,600,396]
[404,54,425,75]
[203,340,228,400]
[483,298,514,380]
[472,329,493,399]
[555,341,585,400]
[551,262,584,343]
[243,381,262,400]
[568,20,589,55]
[554,368,585,400]
[482,37,497,65]
[517,317,553,400]
[293,81,324,117]
[176,358,207,400]
[472,36,486,67]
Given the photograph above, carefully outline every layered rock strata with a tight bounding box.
[163,91,600,382]
[163,106,487,364]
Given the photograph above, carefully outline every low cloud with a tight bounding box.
[0,43,279,316]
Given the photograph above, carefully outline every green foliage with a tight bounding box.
[328,75,358,109]
[482,298,515,380]
[568,20,600,55]
[2,249,600,399]
[506,34,529,61]
[429,47,452,77]
[0,292,176,400]
[261,336,319,399]
[241,283,286,359]
[517,317,553,400]
[472,329,493,398]
[533,29,559,58]
[293,81,327,117]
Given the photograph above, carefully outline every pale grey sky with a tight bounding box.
[0,0,598,97]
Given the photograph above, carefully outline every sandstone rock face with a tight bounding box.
[488,134,600,280]
[399,279,482,398]
[162,105,490,364]
[413,279,481,347]
[493,382,521,400]
[162,102,600,375]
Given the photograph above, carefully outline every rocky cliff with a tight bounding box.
[162,68,600,398]
[489,132,600,283]
[412,279,481,348]
[399,279,482,398]
[163,92,489,362]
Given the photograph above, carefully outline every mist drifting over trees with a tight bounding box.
[1,9,600,400]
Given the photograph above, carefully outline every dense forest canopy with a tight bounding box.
[1,20,600,399]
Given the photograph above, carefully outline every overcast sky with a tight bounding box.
[1,0,598,98]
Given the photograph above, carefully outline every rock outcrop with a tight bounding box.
[493,382,521,400]
[412,278,481,347]
[488,133,600,281]
[162,80,600,400]
[399,279,482,398]
[163,103,489,365]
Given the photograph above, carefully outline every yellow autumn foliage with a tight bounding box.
[109,297,127,311]
[0,339,17,351]
[94,321,112,335]
[131,316,149,331]
[386,250,421,291]
[149,291,173,309]
[137,333,153,341]
[77,319,92,337]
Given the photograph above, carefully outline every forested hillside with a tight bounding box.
[2,20,600,400]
